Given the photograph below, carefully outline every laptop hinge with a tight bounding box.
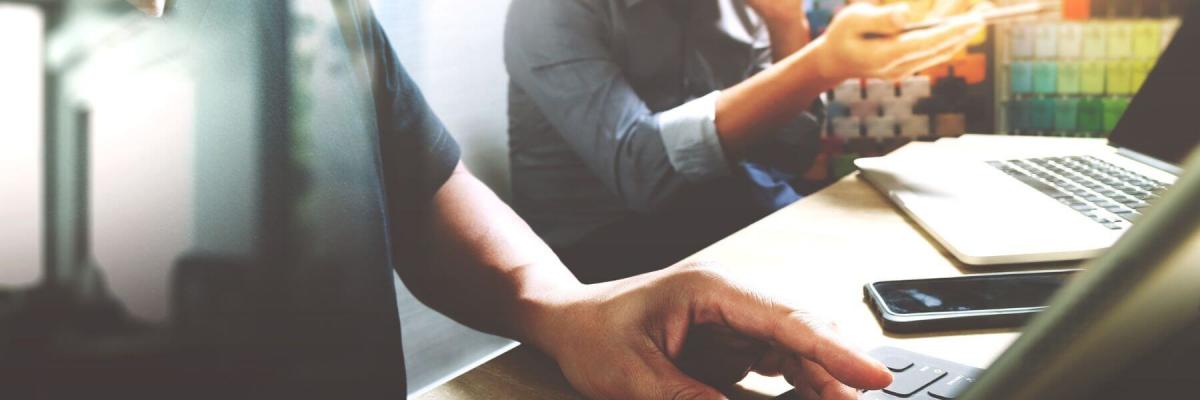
[1116,147,1183,176]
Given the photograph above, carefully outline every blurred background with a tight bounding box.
[0,0,514,395]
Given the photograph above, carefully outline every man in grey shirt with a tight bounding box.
[505,0,983,282]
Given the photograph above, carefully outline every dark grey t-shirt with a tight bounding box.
[292,1,462,395]
[359,5,464,391]
[367,9,463,394]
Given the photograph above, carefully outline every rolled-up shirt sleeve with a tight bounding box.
[505,0,730,212]
[658,91,732,181]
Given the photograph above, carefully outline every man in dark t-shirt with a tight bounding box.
[358,9,892,398]
[116,2,895,399]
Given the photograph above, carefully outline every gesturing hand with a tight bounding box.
[526,262,892,400]
[809,2,985,81]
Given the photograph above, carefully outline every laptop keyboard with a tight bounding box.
[774,347,983,399]
[987,156,1169,230]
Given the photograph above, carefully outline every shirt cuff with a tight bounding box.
[657,91,731,182]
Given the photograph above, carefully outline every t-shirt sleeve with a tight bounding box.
[364,14,461,204]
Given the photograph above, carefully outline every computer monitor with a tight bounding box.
[3,1,406,396]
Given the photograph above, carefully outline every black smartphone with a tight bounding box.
[864,270,1079,333]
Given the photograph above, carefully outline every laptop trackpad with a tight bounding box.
[890,189,1113,264]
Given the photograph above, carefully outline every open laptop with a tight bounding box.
[776,146,1200,399]
[856,4,1200,265]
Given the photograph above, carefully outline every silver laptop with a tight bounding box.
[846,148,1200,400]
[775,147,1200,399]
[956,144,1200,399]
[856,9,1200,265]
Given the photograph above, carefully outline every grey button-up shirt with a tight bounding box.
[505,0,824,247]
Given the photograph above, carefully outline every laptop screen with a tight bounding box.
[1108,2,1200,167]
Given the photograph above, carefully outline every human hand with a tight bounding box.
[808,2,984,81]
[526,262,892,399]
[850,0,979,20]
[926,0,981,20]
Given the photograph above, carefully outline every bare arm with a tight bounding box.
[397,163,580,343]
[715,41,837,156]
[397,163,892,399]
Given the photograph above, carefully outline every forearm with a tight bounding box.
[401,163,582,345]
[715,37,839,156]
[764,19,811,62]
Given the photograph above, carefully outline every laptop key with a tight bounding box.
[1072,204,1097,211]
[1007,173,1072,199]
[883,365,947,397]
[1115,211,1141,223]
[927,374,977,399]
[883,356,915,372]
[1122,200,1150,209]
[1074,205,1098,212]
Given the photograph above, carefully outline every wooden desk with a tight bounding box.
[418,141,1079,400]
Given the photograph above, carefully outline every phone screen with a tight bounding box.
[873,271,1076,315]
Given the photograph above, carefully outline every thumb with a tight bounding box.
[690,277,893,390]
[646,352,730,400]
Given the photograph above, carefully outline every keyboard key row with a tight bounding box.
[990,157,1152,231]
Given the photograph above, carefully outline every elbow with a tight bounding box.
[607,118,701,213]
[610,154,690,214]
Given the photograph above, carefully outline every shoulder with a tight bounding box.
[507,0,613,28]
[505,0,618,68]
